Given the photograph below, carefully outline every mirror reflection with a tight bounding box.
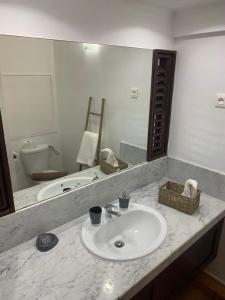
[0,35,153,210]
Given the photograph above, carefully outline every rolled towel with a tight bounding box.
[100,148,119,168]
[182,179,198,199]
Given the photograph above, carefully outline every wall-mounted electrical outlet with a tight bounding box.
[131,87,139,99]
[215,93,225,109]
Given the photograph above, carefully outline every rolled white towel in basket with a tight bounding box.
[182,179,198,199]
[100,148,119,168]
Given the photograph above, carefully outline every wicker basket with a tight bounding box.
[159,181,201,215]
[100,158,128,175]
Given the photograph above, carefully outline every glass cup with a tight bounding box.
[89,206,102,225]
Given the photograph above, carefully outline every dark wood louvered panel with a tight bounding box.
[152,111,165,156]
[0,111,15,217]
[147,50,176,161]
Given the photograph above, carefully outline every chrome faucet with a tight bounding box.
[104,204,121,218]
[49,145,60,155]
[92,172,99,181]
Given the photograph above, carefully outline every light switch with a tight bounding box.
[131,87,139,99]
[215,93,225,109]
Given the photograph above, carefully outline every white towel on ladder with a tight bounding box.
[76,131,99,167]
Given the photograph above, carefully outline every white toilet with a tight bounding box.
[20,143,65,185]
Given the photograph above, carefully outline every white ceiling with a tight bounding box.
[129,0,225,11]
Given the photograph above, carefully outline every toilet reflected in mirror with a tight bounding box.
[20,142,60,185]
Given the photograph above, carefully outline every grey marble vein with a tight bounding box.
[0,179,225,300]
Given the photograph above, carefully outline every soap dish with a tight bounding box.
[36,233,59,252]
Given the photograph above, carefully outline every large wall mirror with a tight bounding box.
[0,35,176,214]
[0,35,155,211]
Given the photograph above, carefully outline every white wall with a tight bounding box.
[0,0,173,50]
[170,5,225,281]
[173,2,225,38]
[0,35,62,191]
[171,2,225,285]
[54,41,152,173]
[168,35,225,174]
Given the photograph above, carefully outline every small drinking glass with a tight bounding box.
[89,206,102,225]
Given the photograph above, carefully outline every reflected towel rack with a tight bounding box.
[79,97,105,171]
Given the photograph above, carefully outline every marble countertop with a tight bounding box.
[1,179,225,300]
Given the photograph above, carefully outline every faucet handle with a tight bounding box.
[49,145,60,155]
[92,172,99,181]
[104,204,117,211]
[104,204,120,217]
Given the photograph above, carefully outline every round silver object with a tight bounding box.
[114,240,125,248]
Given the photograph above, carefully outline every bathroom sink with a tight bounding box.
[82,203,167,261]
[37,176,92,200]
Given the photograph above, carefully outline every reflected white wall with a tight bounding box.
[54,41,152,173]
[0,36,62,191]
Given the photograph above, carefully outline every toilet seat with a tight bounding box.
[31,170,68,184]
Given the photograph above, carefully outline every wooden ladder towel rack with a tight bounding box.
[79,97,105,171]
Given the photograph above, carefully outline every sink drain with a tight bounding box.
[114,240,125,248]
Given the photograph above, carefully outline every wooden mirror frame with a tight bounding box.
[0,110,15,217]
[147,49,177,161]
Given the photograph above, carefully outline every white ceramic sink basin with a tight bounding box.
[82,203,167,261]
[37,176,92,201]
